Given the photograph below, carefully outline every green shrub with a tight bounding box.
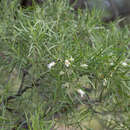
[0,0,129,129]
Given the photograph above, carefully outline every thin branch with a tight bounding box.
[17,69,28,95]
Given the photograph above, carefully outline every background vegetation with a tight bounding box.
[0,0,130,129]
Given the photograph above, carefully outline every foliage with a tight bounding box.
[0,0,130,129]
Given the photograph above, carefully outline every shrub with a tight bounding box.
[0,0,129,129]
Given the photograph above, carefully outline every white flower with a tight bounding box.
[80,64,88,68]
[47,61,56,69]
[74,24,77,28]
[69,56,74,62]
[122,62,127,67]
[77,89,85,98]
[103,79,107,86]
[94,26,104,30]
[110,62,114,66]
[107,115,111,122]
[59,71,65,75]
[65,60,70,67]
[120,124,124,127]
[62,82,69,88]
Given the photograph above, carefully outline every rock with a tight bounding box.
[20,0,44,7]
[70,0,130,23]
[19,0,130,24]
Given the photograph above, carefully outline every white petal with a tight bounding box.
[80,64,88,67]
[103,79,107,86]
[65,60,70,67]
[47,61,56,69]
[110,62,114,66]
[77,89,85,98]
[59,71,65,75]
[122,62,127,66]
[69,56,74,62]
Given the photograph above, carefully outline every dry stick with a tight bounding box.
[0,73,31,113]
[1,68,49,109]
[7,65,32,102]
[17,69,28,95]
[6,86,33,103]
[1,65,30,105]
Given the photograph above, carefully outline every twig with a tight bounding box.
[17,69,28,95]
